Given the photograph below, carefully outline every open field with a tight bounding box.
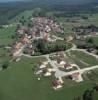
[0,48,11,64]
[83,69,98,82]
[0,26,16,46]
[54,13,98,37]
[66,50,98,68]
[0,56,98,100]
[0,26,16,65]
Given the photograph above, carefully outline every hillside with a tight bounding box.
[0,1,98,25]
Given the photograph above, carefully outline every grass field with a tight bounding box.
[92,37,98,46]
[0,26,16,46]
[0,48,11,64]
[0,26,16,65]
[83,69,98,82]
[0,57,98,100]
[55,13,98,37]
[66,50,98,68]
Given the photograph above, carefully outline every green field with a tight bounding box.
[55,13,98,37]
[66,50,98,68]
[0,57,98,100]
[10,9,34,24]
[92,37,98,46]
[83,69,98,82]
[0,26,16,46]
[0,26,16,65]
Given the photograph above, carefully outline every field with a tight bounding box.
[0,26,16,46]
[0,26,16,65]
[86,36,98,46]
[10,9,34,24]
[0,56,98,100]
[66,50,98,68]
[83,69,98,81]
[55,13,98,37]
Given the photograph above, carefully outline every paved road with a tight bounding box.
[61,65,98,77]
[45,54,98,78]
[20,37,98,78]
[22,43,98,78]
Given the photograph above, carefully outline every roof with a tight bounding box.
[64,63,71,68]
[39,65,46,69]
[52,80,60,87]
[60,61,66,65]
[15,42,22,50]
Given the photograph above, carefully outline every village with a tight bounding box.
[1,1,98,100]
[11,17,64,57]
[8,16,98,90]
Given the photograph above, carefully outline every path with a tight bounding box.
[19,36,98,78]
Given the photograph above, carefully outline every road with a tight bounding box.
[23,51,98,78]
[18,35,98,78]
[45,54,98,78]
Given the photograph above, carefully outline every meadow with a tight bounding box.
[0,57,98,100]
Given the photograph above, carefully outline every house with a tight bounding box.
[44,72,51,76]
[15,42,22,50]
[39,64,47,69]
[60,61,66,66]
[47,68,56,72]
[71,72,83,82]
[64,63,73,70]
[21,36,29,44]
[17,29,24,35]
[52,79,62,90]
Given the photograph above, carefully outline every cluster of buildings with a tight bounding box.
[34,60,64,90]
[34,52,83,90]
[35,61,54,76]
[17,17,64,41]
[73,25,98,40]
[12,17,64,57]
[11,34,33,57]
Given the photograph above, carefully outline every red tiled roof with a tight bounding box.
[64,63,71,68]
[52,80,59,87]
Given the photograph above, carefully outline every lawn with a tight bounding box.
[0,26,16,46]
[0,57,98,100]
[0,48,11,64]
[0,26,16,65]
[92,37,98,46]
[83,69,98,82]
[66,50,98,68]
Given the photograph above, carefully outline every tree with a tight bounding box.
[2,61,9,70]
[87,38,94,44]
[83,90,93,100]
